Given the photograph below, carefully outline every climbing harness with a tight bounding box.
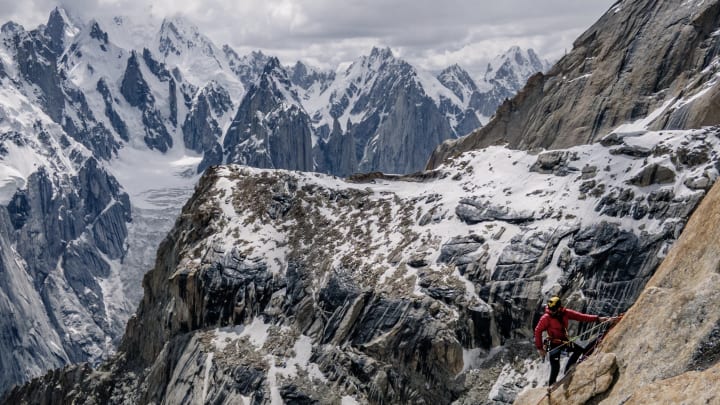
[538,314,623,405]
[546,316,617,357]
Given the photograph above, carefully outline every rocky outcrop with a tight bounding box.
[514,353,617,404]
[222,47,269,88]
[456,198,534,224]
[289,60,335,91]
[120,51,173,152]
[183,82,233,173]
[44,8,70,55]
[436,65,483,136]
[223,58,313,171]
[591,178,720,404]
[356,80,454,174]
[314,118,357,177]
[13,18,65,122]
[0,157,131,393]
[96,78,129,142]
[6,4,720,403]
[510,162,720,405]
[336,48,456,174]
[428,1,720,169]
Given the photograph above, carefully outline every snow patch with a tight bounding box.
[212,317,271,351]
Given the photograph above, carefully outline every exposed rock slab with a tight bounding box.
[595,179,720,404]
[514,353,617,405]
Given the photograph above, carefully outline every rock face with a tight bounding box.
[310,47,457,175]
[6,124,720,403]
[0,95,131,392]
[473,46,551,119]
[182,81,234,173]
[514,167,720,405]
[223,57,313,171]
[7,2,720,402]
[428,0,720,169]
[353,64,455,174]
[592,178,720,404]
[120,51,173,152]
[514,353,617,405]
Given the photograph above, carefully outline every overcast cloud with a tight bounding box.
[2,0,616,78]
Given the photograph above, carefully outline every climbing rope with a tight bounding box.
[546,315,621,356]
[538,315,624,405]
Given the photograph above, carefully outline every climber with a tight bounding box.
[534,296,609,386]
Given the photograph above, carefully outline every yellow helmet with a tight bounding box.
[547,296,562,311]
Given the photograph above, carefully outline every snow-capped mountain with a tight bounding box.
[289,60,335,92]
[436,47,550,125]
[0,36,131,393]
[436,63,489,135]
[475,46,550,119]
[0,6,551,395]
[223,47,270,89]
[6,1,720,404]
[481,46,550,93]
[306,47,469,174]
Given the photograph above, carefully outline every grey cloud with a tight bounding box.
[2,0,616,79]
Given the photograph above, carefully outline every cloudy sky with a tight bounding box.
[2,0,616,78]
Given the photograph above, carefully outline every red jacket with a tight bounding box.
[534,306,598,350]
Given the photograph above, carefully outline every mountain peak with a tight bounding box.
[369,46,394,61]
[1,21,24,36]
[506,45,522,54]
[483,46,548,81]
[157,15,217,59]
[262,56,282,74]
[160,15,199,36]
[289,60,334,90]
[47,6,72,28]
[258,56,296,95]
[45,6,80,54]
[442,63,468,76]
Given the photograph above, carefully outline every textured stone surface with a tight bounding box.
[0,158,131,393]
[4,132,718,403]
[456,198,534,224]
[121,51,173,152]
[514,353,617,405]
[594,179,720,405]
[223,58,313,171]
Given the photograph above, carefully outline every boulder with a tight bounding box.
[609,145,651,158]
[513,353,617,405]
[628,164,676,186]
[456,198,534,224]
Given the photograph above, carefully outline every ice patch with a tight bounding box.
[0,164,25,205]
[106,147,201,209]
[542,237,571,294]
